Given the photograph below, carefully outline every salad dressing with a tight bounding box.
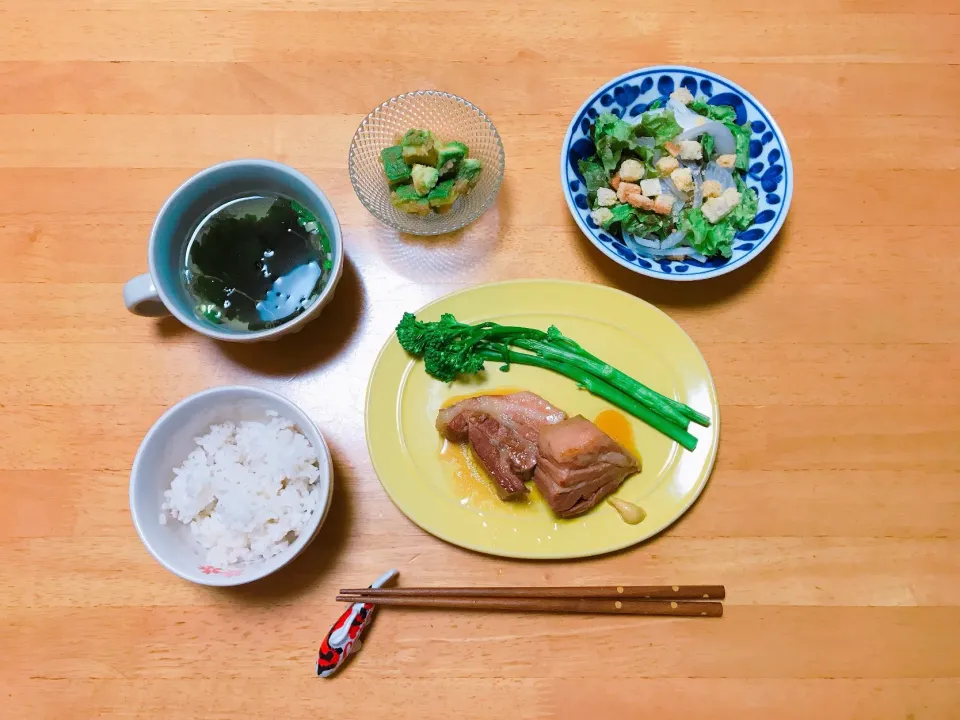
[594,409,640,464]
[594,410,646,525]
[607,497,647,525]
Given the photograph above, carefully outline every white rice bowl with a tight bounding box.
[130,386,334,586]
[163,414,321,568]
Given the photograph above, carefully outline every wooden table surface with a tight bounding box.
[3,1,959,718]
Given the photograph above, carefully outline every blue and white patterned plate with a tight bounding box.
[561,66,793,281]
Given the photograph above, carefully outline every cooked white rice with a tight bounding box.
[162,414,321,567]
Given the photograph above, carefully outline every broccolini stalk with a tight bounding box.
[511,337,693,430]
[395,312,709,451]
[538,328,711,428]
[476,348,698,451]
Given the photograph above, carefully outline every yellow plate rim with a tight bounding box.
[364,279,720,559]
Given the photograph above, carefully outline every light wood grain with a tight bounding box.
[1,1,958,718]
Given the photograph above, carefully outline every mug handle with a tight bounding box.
[123,273,169,317]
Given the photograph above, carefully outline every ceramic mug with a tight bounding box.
[123,159,343,342]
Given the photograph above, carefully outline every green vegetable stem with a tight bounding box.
[395,312,710,451]
[476,348,698,451]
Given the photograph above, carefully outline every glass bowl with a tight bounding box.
[348,91,505,236]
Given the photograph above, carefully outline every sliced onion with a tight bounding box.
[662,177,690,204]
[623,234,675,258]
[660,246,700,259]
[624,232,704,259]
[661,179,691,219]
[660,247,709,262]
[622,231,660,251]
[666,99,702,131]
[676,121,735,155]
[660,228,687,250]
[658,193,683,218]
[704,161,736,191]
[692,166,704,209]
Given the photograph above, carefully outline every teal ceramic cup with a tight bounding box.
[123,159,343,342]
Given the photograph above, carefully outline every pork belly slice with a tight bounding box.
[533,415,639,518]
[466,416,530,501]
[437,392,567,493]
[436,392,567,442]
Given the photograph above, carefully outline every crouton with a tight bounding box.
[595,187,617,207]
[716,154,737,169]
[678,140,703,161]
[653,194,675,215]
[590,207,614,226]
[669,87,694,105]
[640,178,662,196]
[701,188,742,223]
[670,167,694,193]
[702,179,723,198]
[655,156,680,176]
[618,158,644,183]
[624,193,655,211]
[617,181,642,203]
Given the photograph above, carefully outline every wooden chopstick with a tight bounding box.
[340,585,725,601]
[336,595,723,617]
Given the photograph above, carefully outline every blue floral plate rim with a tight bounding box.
[560,65,793,282]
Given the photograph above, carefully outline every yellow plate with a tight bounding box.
[365,280,719,559]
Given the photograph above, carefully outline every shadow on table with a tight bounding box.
[153,314,191,340]
[216,448,354,604]
[214,253,366,376]
[575,214,791,309]
[373,193,504,282]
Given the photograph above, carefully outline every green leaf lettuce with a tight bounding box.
[623,209,671,239]
[679,208,734,259]
[578,157,610,196]
[635,110,683,146]
[723,121,752,170]
[729,175,759,231]
[689,100,737,124]
[593,112,637,173]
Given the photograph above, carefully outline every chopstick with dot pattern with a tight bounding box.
[336,585,724,617]
[339,585,724,600]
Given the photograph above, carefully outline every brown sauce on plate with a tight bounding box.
[594,409,640,463]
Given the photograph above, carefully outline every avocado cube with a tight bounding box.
[411,164,439,196]
[380,145,411,187]
[400,128,438,165]
[391,184,430,216]
[427,179,459,210]
[453,157,483,194]
[436,141,468,176]
[400,129,434,147]
[402,144,438,166]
